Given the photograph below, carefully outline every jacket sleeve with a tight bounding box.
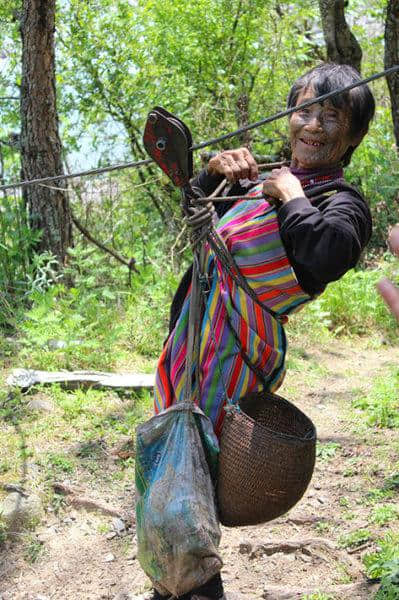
[277,191,372,285]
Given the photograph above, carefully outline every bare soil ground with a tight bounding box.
[1,335,398,600]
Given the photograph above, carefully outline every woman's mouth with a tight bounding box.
[300,138,324,147]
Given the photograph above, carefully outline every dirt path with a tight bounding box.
[1,336,398,600]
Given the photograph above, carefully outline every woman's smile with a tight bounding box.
[299,137,324,147]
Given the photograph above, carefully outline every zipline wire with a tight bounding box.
[1,64,398,193]
[190,64,399,150]
[0,158,153,192]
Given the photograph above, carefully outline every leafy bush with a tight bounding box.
[123,261,182,358]
[18,283,123,370]
[14,235,184,370]
[289,257,399,339]
[0,191,41,328]
[374,582,399,600]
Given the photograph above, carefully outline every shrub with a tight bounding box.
[346,106,399,253]
[289,257,399,339]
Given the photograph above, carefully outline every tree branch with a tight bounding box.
[71,210,138,274]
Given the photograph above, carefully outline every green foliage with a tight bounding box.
[13,235,181,369]
[23,535,44,564]
[291,260,399,339]
[370,504,399,526]
[0,389,29,424]
[316,441,341,462]
[363,532,399,583]
[123,261,182,358]
[58,0,318,156]
[365,488,396,505]
[347,107,399,251]
[353,370,399,429]
[383,473,399,492]
[339,528,372,549]
[46,452,75,475]
[374,581,399,600]
[0,193,42,328]
[19,281,123,371]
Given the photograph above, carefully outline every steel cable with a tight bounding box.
[1,64,398,192]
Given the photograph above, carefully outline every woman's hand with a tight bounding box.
[377,225,399,321]
[262,167,304,204]
[208,148,258,183]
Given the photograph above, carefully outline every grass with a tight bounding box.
[0,379,152,520]
[352,370,399,429]
[288,258,399,340]
[316,441,341,462]
[363,533,399,578]
[370,504,399,526]
[1,249,399,591]
[23,535,45,563]
[339,528,372,549]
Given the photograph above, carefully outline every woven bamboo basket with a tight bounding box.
[217,390,316,527]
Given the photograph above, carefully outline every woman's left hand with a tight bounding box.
[263,167,304,204]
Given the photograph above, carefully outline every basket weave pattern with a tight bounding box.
[217,391,316,527]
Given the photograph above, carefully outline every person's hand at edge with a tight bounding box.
[377,224,399,321]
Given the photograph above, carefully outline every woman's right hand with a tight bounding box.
[208,148,259,183]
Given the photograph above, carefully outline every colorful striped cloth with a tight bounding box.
[154,183,311,437]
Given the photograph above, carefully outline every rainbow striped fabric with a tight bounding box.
[154,184,311,437]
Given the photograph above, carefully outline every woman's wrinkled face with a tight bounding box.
[289,86,360,170]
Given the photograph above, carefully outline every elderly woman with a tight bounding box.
[150,63,375,600]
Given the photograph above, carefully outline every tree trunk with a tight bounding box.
[20,0,72,265]
[385,0,399,151]
[318,0,362,73]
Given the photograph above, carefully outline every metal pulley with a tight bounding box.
[143,106,194,189]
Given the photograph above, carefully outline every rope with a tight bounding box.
[1,64,398,193]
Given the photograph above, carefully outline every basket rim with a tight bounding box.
[231,390,317,444]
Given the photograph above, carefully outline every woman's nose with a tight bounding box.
[305,115,323,131]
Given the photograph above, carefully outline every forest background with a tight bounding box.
[0,0,399,351]
[0,1,399,599]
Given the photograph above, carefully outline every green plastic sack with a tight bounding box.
[135,403,222,597]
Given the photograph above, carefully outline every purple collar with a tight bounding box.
[290,165,344,188]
